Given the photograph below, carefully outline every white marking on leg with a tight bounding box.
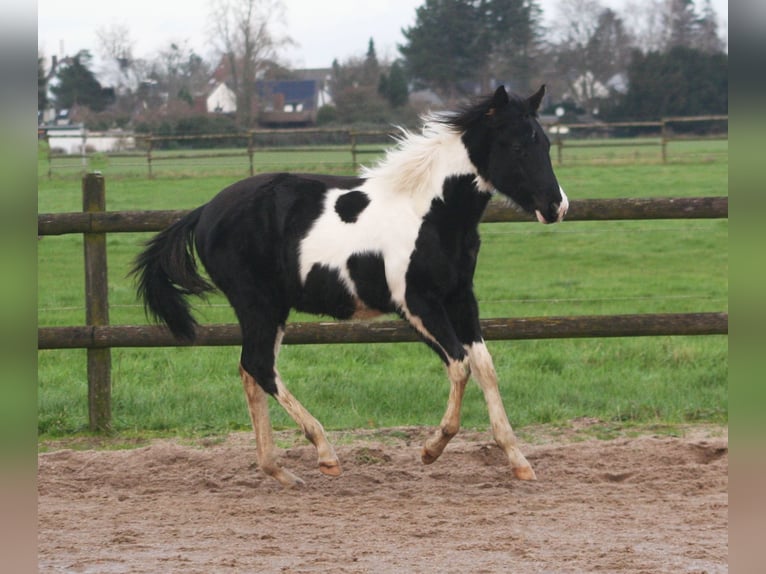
[467,342,536,480]
[422,356,471,464]
[273,327,285,362]
[558,186,569,221]
[239,365,304,488]
[273,376,342,477]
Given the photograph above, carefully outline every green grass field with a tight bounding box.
[37,141,728,443]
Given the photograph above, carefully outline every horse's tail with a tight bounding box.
[130,206,215,342]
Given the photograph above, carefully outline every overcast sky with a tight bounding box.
[38,0,728,72]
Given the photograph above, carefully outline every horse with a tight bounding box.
[132,85,568,487]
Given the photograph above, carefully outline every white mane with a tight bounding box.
[360,117,493,213]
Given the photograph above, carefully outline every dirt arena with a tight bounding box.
[38,423,727,573]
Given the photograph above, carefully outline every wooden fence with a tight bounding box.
[38,173,729,432]
[44,115,728,177]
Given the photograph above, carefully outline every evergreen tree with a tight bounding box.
[399,0,490,99]
[610,46,727,119]
[379,61,409,108]
[38,57,48,112]
[363,38,380,85]
[483,0,544,92]
[692,0,725,53]
[51,51,113,112]
[666,0,698,50]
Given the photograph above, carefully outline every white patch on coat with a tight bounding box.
[298,122,490,308]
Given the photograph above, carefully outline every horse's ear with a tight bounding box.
[487,85,509,116]
[527,84,546,112]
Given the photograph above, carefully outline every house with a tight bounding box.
[199,61,332,126]
[255,79,323,127]
[206,82,237,114]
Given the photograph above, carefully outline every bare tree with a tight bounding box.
[623,0,667,53]
[624,0,725,54]
[154,41,211,105]
[207,0,292,126]
[96,22,139,93]
[691,0,725,53]
[551,0,633,113]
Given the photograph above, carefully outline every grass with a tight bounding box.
[37,143,728,442]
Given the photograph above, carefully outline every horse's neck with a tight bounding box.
[363,125,491,215]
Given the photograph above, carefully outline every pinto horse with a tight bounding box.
[132,85,568,487]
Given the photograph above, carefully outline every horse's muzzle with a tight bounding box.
[535,187,569,224]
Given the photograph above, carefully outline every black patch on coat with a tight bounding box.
[335,190,371,223]
[190,172,365,392]
[347,252,395,313]
[298,263,356,319]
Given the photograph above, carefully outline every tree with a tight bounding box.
[153,41,211,105]
[96,22,138,93]
[208,0,292,126]
[38,57,48,112]
[399,0,543,99]
[691,0,725,53]
[328,41,393,124]
[623,0,725,54]
[610,46,727,119]
[399,0,490,100]
[550,0,633,113]
[363,38,380,86]
[51,51,114,113]
[379,61,409,108]
[483,0,545,93]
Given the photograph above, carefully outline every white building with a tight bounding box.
[206,82,237,114]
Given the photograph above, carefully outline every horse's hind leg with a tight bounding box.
[240,320,341,484]
[240,365,305,487]
[272,371,342,477]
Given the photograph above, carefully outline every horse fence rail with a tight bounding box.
[37,173,729,432]
[43,116,728,177]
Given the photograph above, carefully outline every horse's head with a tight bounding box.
[457,85,568,224]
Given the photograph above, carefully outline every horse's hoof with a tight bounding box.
[270,468,305,488]
[319,461,342,477]
[421,448,439,465]
[513,465,537,480]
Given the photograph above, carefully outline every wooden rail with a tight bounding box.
[37,196,728,236]
[39,313,728,350]
[44,116,728,177]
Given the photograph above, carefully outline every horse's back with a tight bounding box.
[193,172,367,309]
[195,172,364,247]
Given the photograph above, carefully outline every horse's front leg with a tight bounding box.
[468,342,536,480]
[421,355,471,464]
[401,293,472,465]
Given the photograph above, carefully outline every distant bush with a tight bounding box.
[316,105,338,125]
[134,114,245,150]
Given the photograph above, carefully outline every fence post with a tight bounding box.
[661,119,668,164]
[247,131,254,176]
[82,172,112,432]
[147,135,154,179]
[350,131,358,170]
[46,133,53,179]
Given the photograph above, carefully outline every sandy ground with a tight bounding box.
[38,423,727,573]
